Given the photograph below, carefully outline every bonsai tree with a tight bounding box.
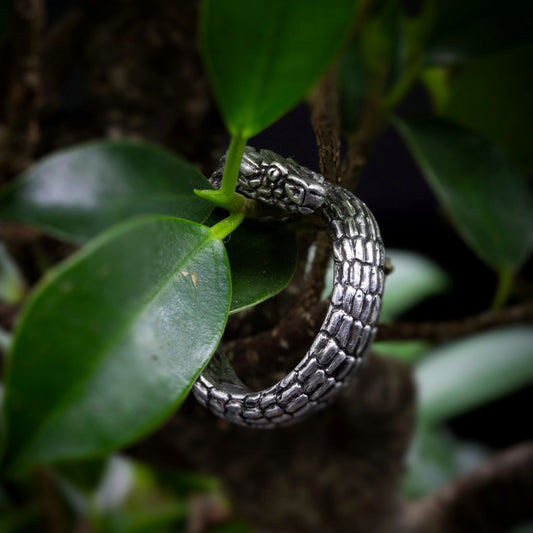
[0,0,531,531]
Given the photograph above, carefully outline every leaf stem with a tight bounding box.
[492,267,514,309]
[382,55,422,113]
[220,133,247,197]
[209,212,245,241]
[194,133,248,213]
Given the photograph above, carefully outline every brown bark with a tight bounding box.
[408,443,533,533]
[1,2,532,532]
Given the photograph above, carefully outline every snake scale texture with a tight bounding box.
[193,147,385,428]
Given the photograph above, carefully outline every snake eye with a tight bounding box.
[285,183,304,204]
[267,166,282,181]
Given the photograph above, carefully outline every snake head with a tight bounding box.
[237,146,327,215]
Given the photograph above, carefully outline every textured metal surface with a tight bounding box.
[193,147,385,428]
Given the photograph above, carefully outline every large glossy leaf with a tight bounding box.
[201,0,357,137]
[1,216,231,473]
[226,220,296,314]
[395,117,533,272]
[442,45,533,173]
[416,326,533,426]
[425,0,533,65]
[0,141,214,244]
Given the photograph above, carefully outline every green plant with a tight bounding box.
[0,0,532,531]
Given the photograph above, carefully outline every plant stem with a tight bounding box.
[209,212,245,241]
[382,55,422,113]
[220,133,247,197]
[492,267,514,309]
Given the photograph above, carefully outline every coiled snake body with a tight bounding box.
[193,147,385,428]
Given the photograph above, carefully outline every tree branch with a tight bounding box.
[408,442,533,533]
[131,354,416,533]
[378,301,533,342]
[309,65,341,184]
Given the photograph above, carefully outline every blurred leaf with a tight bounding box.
[2,217,230,473]
[154,470,219,498]
[372,340,430,363]
[395,117,533,273]
[0,326,11,353]
[0,243,26,305]
[359,0,406,84]
[0,505,42,533]
[97,503,187,533]
[401,425,487,498]
[368,249,448,363]
[86,459,226,533]
[443,45,533,173]
[379,249,449,321]
[340,0,408,132]
[227,220,296,314]
[513,524,533,533]
[416,326,533,426]
[425,0,533,64]
[420,66,449,111]
[339,36,369,133]
[201,0,357,137]
[0,141,213,244]
[322,248,449,328]
[55,457,109,497]
[92,456,135,513]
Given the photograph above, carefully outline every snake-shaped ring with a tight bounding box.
[193,147,385,428]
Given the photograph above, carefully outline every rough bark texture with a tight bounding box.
[1,1,532,531]
[131,354,417,533]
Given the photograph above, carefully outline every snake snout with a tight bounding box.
[285,175,326,213]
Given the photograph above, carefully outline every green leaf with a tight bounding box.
[425,0,533,65]
[416,326,533,426]
[359,0,406,85]
[0,243,26,305]
[2,216,231,473]
[379,249,449,321]
[340,0,407,133]
[227,220,296,314]
[394,117,533,272]
[339,36,369,133]
[322,248,449,320]
[0,141,214,244]
[365,249,448,363]
[201,0,357,137]
[401,426,487,498]
[442,45,533,173]
[372,340,430,363]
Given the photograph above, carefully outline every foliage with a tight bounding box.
[0,0,532,529]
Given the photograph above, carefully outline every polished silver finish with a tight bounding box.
[193,147,385,428]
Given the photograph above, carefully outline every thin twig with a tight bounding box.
[296,67,342,309]
[225,300,533,376]
[309,65,341,184]
[378,301,533,342]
